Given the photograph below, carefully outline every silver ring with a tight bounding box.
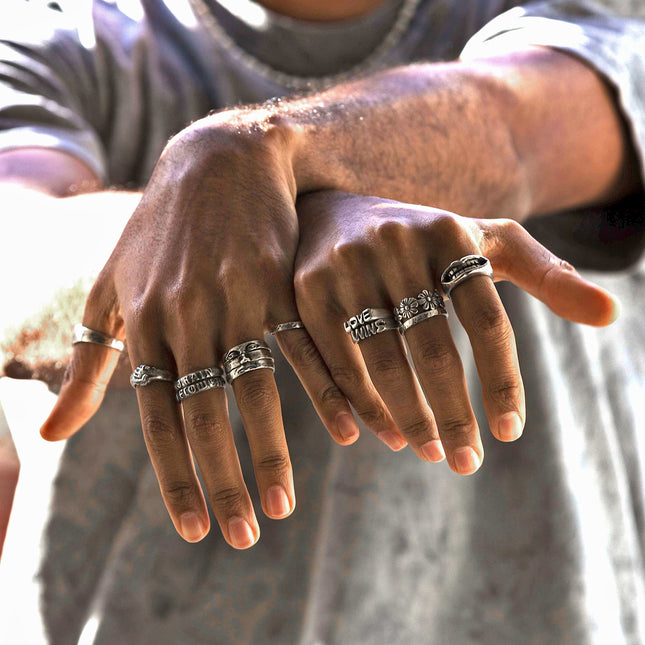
[440,255,493,298]
[400,308,448,333]
[130,364,176,388]
[344,308,397,344]
[394,289,445,325]
[176,376,226,402]
[72,324,124,352]
[270,321,305,334]
[225,357,275,382]
[175,366,226,391]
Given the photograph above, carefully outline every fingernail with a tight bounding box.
[378,431,407,451]
[453,447,481,475]
[498,412,523,442]
[228,516,256,549]
[180,512,207,542]
[421,439,445,462]
[608,292,621,324]
[336,412,359,443]
[266,485,292,518]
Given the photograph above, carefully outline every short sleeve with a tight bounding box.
[460,0,645,184]
[0,0,212,187]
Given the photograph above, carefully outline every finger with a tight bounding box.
[449,275,525,445]
[177,369,259,550]
[483,219,618,326]
[41,278,123,441]
[404,314,483,474]
[357,327,445,462]
[129,342,212,544]
[226,339,296,522]
[300,314,406,452]
[274,328,360,445]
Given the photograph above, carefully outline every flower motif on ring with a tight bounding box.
[397,297,419,322]
[417,289,443,311]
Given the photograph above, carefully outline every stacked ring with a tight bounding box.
[72,324,124,352]
[175,366,226,402]
[343,307,398,344]
[440,255,493,298]
[223,340,275,382]
[394,289,447,333]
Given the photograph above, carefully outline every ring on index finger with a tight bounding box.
[440,255,493,299]
[223,340,275,382]
[130,364,176,388]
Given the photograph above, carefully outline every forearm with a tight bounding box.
[201,46,639,221]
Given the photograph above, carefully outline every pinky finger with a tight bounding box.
[274,329,360,445]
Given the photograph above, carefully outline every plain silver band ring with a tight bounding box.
[225,357,275,382]
[270,321,305,334]
[130,364,176,388]
[175,366,226,390]
[440,255,493,299]
[176,376,226,401]
[72,324,124,353]
[399,309,448,333]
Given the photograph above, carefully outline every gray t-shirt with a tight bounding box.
[2,1,645,644]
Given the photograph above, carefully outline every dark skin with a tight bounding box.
[0,18,637,548]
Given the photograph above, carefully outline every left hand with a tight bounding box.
[291,191,617,473]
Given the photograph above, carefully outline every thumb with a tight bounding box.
[485,220,619,327]
[40,341,122,441]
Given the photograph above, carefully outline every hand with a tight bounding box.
[38,116,358,548]
[292,191,617,473]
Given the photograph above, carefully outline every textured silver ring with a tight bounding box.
[176,376,226,402]
[130,364,176,388]
[440,255,493,298]
[225,357,275,383]
[270,321,305,334]
[394,289,445,325]
[175,366,226,391]
[72,324,124,353]
[343,308,398,344]
[223,340,272,366]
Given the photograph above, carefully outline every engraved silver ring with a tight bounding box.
[130,364,176,389]
[440,255,493,299]
[343,307,398,344]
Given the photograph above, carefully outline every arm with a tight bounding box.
[196,46,640,221]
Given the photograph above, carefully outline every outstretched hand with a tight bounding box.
[290,191,617,473]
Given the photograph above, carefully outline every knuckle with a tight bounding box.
[163,481,198,506]
[329,364,366,393]
[470,304,510,341]
[255,452,291,474]
[355,404,389,430]
[319,383,347,406]
[488,378,522,408]
[399,417,434,442]
[369,352,408,384]
[416,338,458,375]
[285,333,321,369]
[440,418,477,441]
[235,377,275,410]
[209,486,246,511]
[186,412,226,445]
[142,412,179,448]
[433,213,468,243]
[374,218,409,245]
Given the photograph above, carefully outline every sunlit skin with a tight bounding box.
[255,0,387,22]
[0,0,638,551]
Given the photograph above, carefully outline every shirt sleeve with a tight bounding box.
[460,0,645,184]
[0,0,211,187]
